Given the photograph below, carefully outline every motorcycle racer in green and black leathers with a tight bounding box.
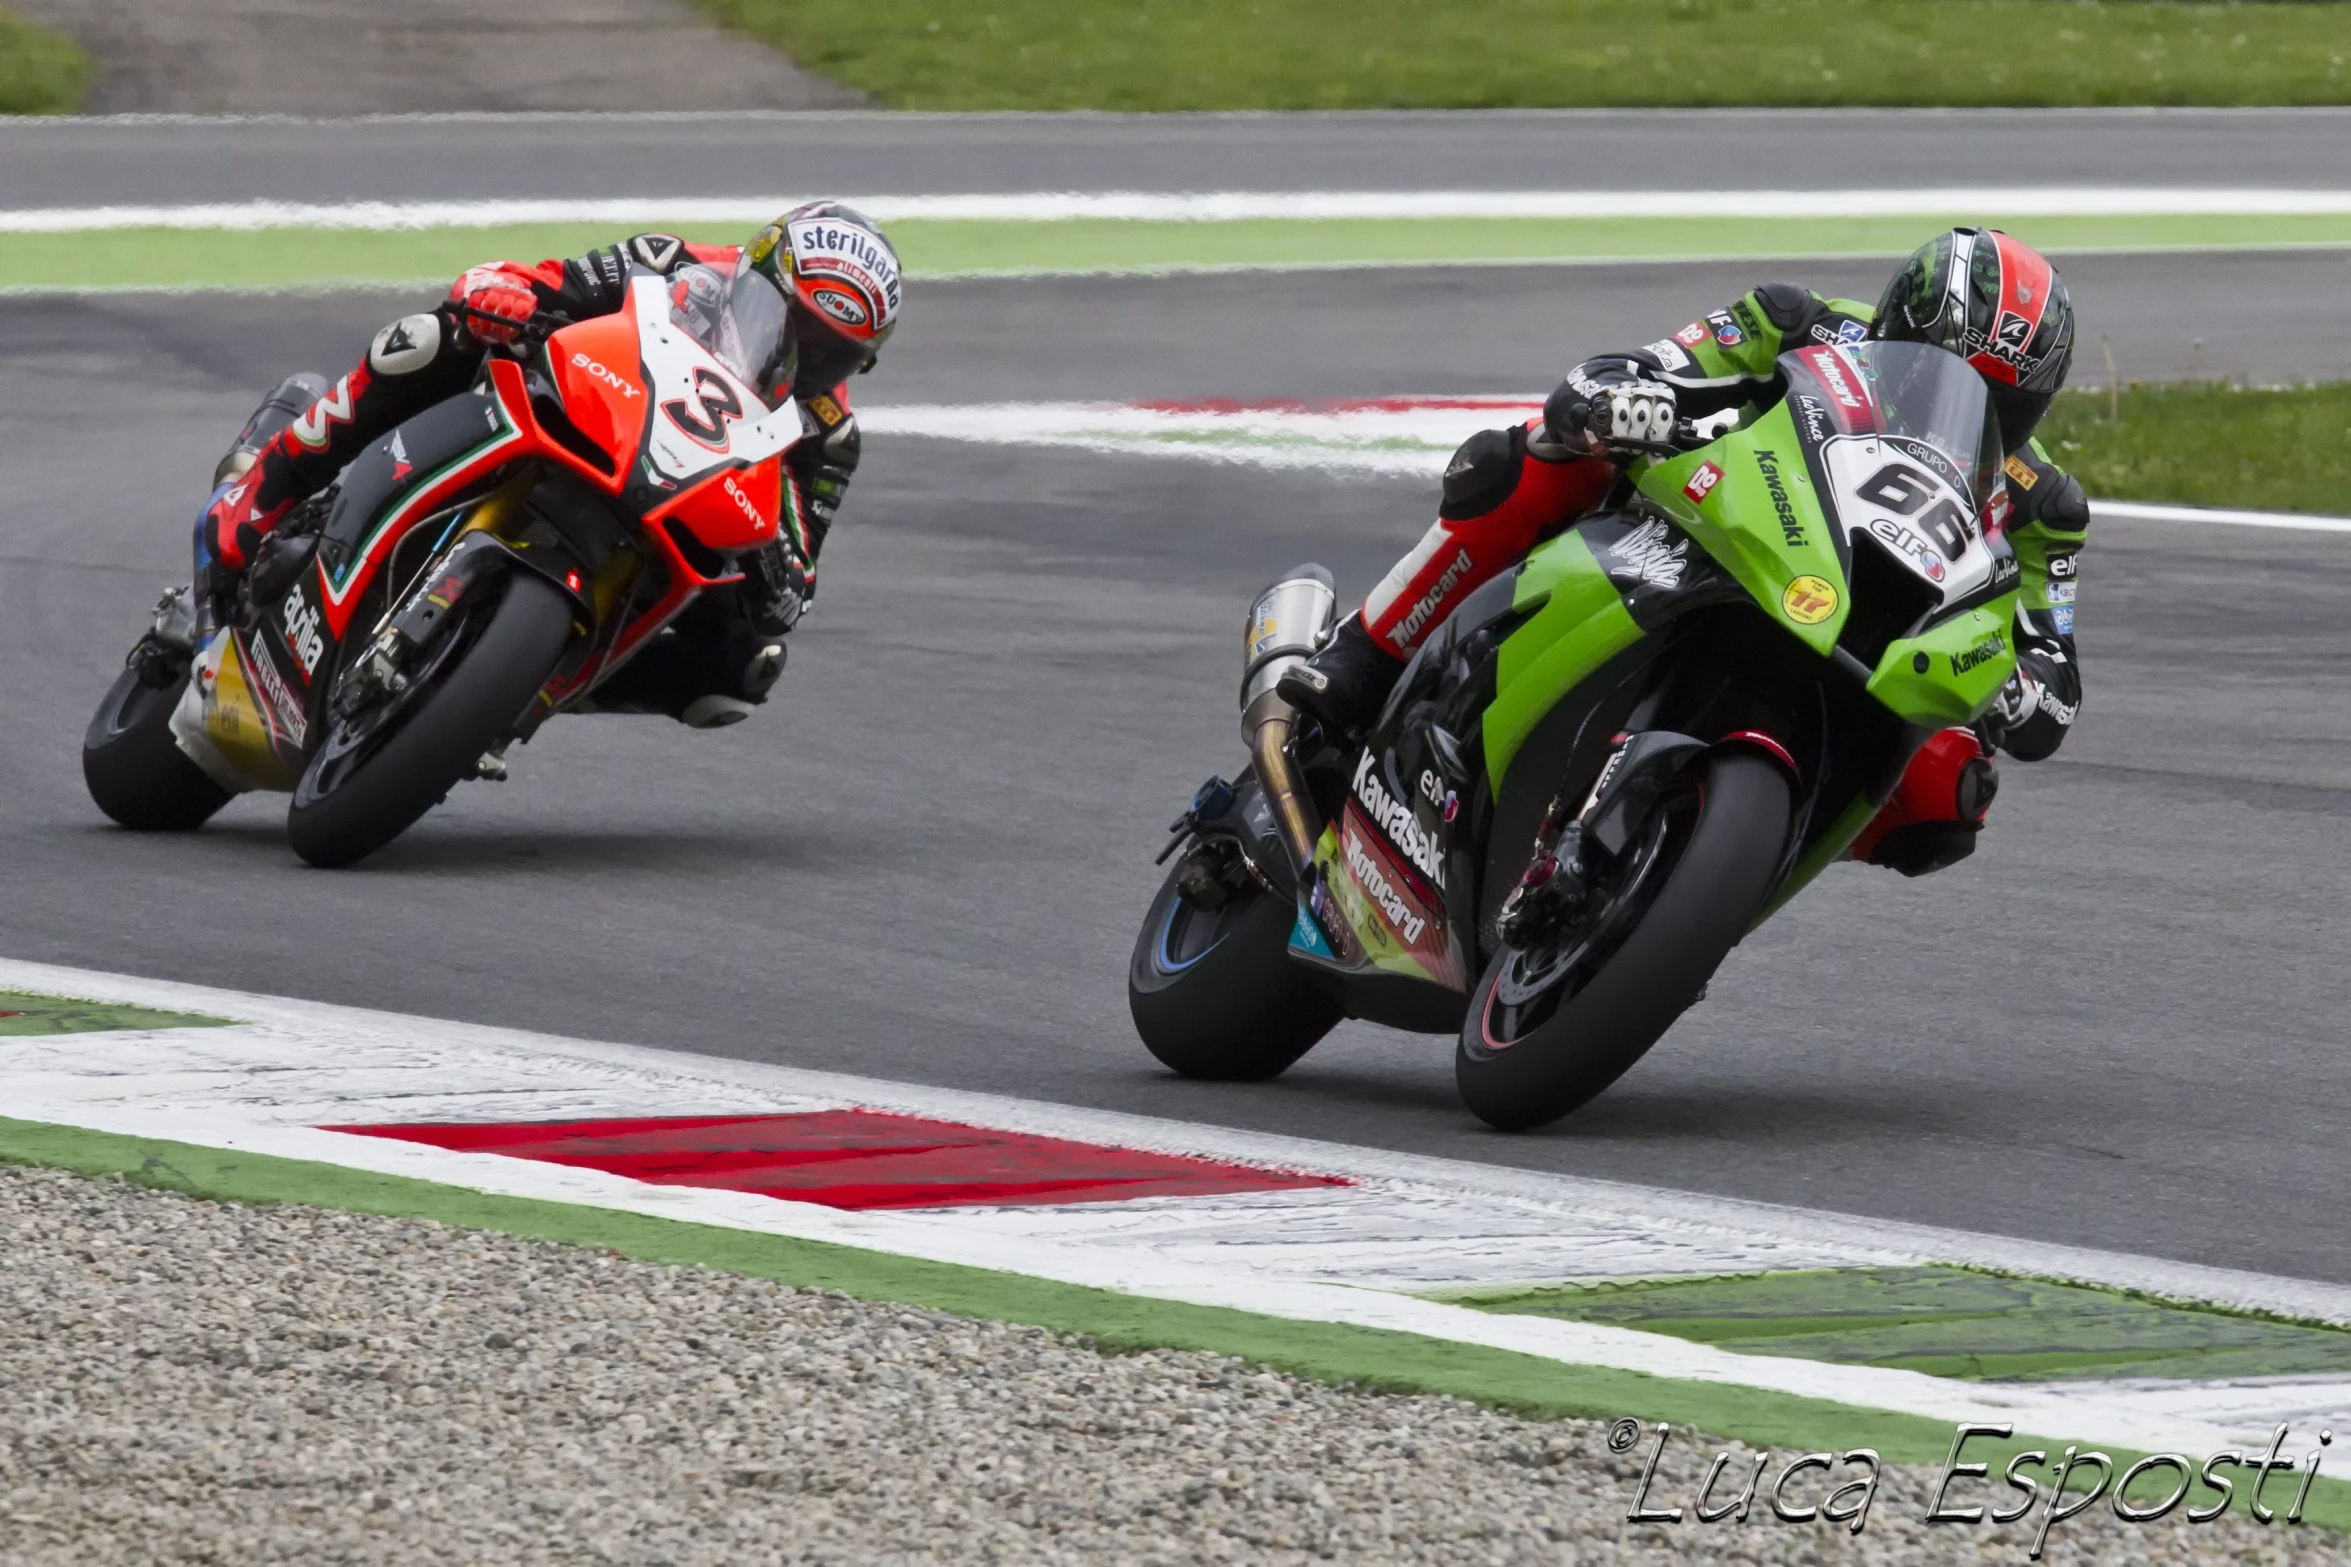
[1281,227,2085,867]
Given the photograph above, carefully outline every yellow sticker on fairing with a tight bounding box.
[1783,575,1839,625]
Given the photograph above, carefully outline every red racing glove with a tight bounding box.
[450,265,537,346]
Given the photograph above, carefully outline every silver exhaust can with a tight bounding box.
[1239,564,1337,713]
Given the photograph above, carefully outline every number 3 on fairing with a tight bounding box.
[662,367,745,447]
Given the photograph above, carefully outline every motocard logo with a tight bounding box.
[281,585,326,678]
[1384,546,1474,651]
[1353,752,1446,892]
[1342,823,1428,945]
[1682,461,1723,505]
[1809,350,1865,410]
[720,473,768,533]
[570,352,642,399]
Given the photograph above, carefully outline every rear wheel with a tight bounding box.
[1129,855,1341,1081]
[1456,750,1791,1131]
[82,665,234,831]
[286,571,572,868]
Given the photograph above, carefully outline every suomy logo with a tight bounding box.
[1353,752,1446,891]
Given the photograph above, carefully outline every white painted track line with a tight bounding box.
[10,188,2351,232]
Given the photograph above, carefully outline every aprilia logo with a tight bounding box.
[1353,752,1446,891]
[281,586,326,677]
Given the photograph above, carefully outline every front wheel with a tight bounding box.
[286,571,572,868]
[82,664,234,832]
[1129,856,1342,1082]
[1455,750,1792,1131]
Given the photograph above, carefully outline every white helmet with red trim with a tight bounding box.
[743,201,902,391]
[1873,228,2074,448]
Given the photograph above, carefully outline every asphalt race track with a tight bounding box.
[7,107,2351,206]
[6,112,2351,1290]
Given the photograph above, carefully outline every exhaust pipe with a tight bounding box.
[1238,565,1337,878]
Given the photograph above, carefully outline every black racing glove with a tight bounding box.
[1543,364,1679,456]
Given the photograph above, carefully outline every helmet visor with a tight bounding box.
[716,253,793,389]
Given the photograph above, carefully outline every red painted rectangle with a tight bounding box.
[326,1110,1347,1210]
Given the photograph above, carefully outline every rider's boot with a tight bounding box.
[1276,612,1403,747]
[1848,728,1999,876]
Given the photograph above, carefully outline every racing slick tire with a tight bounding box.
[82,665,235,832]
[287,571,572,868]
[1456,749,1791,1132]
[1129,863,1342,1081]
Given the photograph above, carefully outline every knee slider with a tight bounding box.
[1438,425,1527,520]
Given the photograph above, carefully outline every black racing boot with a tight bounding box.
[1276,613,1404,746]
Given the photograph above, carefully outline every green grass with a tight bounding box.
[1456,1265,2351,1382]
[9,213,2350,296]
[0,7,90,115]
[2043,380,2351,515]
[695,0,2351,110]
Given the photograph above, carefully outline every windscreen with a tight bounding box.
[1781,339,2007,598]
[665,259,791,394]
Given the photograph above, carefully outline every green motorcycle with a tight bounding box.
[1129,339,2021,1130]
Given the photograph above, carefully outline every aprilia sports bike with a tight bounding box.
[84,268,814,867]
[1130,340,2020,1130]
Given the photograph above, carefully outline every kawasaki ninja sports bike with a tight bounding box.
[83,267,816,867]
[1130,340,2021,1130]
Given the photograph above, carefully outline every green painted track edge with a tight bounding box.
[0,1113,2343,1529]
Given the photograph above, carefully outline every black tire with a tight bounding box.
[286,572,572,868]
[1129,861,1342,1081]
[82,665,234,831]
[1456,750,1792,1132]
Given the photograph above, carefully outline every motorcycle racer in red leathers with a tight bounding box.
[192,201,900,729]
[1280,228,2085,875]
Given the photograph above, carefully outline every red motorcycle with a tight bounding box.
[84,265,813,866]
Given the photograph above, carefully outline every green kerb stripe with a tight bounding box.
[0,1114,2341,1527]
[0,989,230,1036]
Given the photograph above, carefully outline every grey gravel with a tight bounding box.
[0,1163,2342,1565]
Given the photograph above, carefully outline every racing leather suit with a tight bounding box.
[1323,282,2088,867]
[200,233,864,718]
